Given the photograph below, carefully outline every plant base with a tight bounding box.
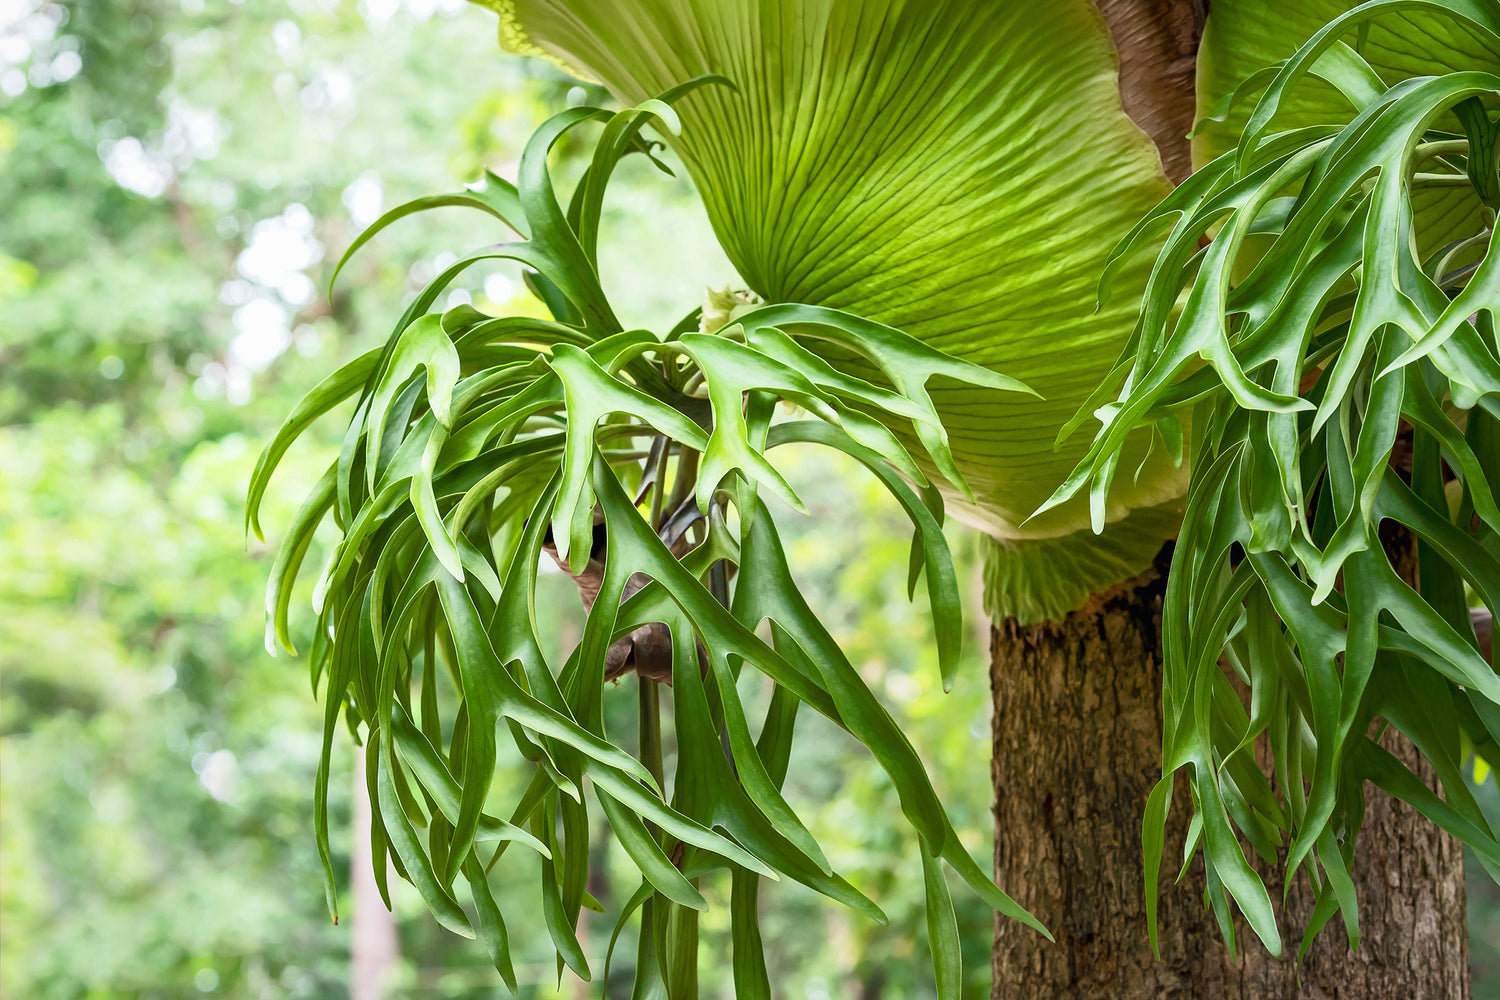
[989,545,1468,998]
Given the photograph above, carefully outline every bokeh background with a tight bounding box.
[3,2,1500,998]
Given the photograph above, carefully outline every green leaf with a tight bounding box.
[535,796,591,979]
[478,0,1185,559]
[595,789,707,911]
[547,340,707,572]
[1051,6,1500,954]
[263,462,336,656]
[365,314,462,496]
[372,729,475,939]
[735,506,945,851]
[729,869,770,1000]
[327,170,528,295]
[462,852,520,993]
[768,420,964,689]
[731,304,1033,499]
[921,846,962,1000]
[390,703,551,858]
[260,82,1038,987]
[1195,0,1500,253]
[246,349,379,540]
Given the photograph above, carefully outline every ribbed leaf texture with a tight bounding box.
[469,0,1192,623]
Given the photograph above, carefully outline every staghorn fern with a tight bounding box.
[248,85,1044,996]
[1041,0,1500,962]
[468,0,1192,626]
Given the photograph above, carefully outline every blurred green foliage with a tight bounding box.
[0,2,998,997]
[6,2,1496,997]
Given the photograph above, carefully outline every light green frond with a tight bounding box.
[983,501,1183,627]
[1194,0,1500,253]
[470,0,1192,616]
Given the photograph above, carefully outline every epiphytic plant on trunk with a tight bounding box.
[1043,0,1500,964]
[255,0,1500,995]
[249,83,1040,996]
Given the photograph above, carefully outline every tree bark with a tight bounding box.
[1094,0,1206,183]
[989,545,1469,999]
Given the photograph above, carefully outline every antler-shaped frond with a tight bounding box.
[251,83,1041,998]
[1041,0,1500,961]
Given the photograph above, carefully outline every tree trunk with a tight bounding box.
[352,753,400,1000]
[989,545,1469,998]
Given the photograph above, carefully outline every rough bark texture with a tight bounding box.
[1095,0,1206,183]
[990,544,1469,998]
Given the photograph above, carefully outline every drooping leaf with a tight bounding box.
[1051,1,1500,953]
[256,89,1044,988]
